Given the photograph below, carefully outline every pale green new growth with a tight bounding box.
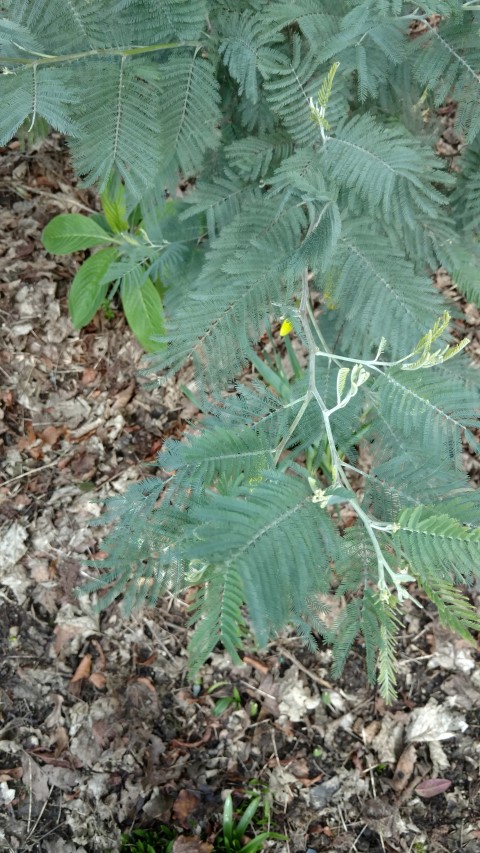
[310,61,340,132]
[401,310,470,370]
[3,0,479,700]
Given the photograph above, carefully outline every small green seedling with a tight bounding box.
[42,176,166,352]
[120,825,175,853]
[218,794,285,853]
[208,682,242,717]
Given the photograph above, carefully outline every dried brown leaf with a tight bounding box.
[70,653,92,683]
[415,778,452,798]
[0,766,23,781]
[173,789,202,829]
[91,638,106,670]
[135,676,156,693]
[40,425,62,445]
[52,725,69,757]
[171,728,212,749]
[81,367,97,384]
[172,837,213,853]
[137,651,157,666]
[112,380,135,410]
[243,655,269,675]
[391,744,417,792]
[89,671,107,689]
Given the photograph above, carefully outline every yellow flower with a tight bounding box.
[280,318,294,336]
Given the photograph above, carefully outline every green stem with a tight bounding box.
[274,391,311,464]
[1,40,200,67]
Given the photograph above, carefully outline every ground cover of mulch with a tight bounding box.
[1,134,480,853]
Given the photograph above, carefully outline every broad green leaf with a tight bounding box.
[101,176,129,233]
[120,275,166,352]
[42,214,113,254]
[68,248,118,328]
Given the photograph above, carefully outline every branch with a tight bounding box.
[0,40,201,68]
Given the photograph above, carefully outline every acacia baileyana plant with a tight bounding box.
[2,0,480,700]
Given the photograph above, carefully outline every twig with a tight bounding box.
[239,680,277,701]
[24,784,55,845]
[2,453,70,487]
[275,645,332,689]
[349,824,367,852]
[8,182,97,214]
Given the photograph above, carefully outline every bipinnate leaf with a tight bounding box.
[42,214,113,254]
[68,248,119,329]
[120,275,166,352]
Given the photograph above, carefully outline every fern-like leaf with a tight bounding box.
[217,9,282,104]
[322,114,451,227]
[70,57,163,199]
[158,53,221,176]
[188,473,340,647]
[159,427,274,495]
[224,134,292,182]
[264,36,331,146]
[147,198,307,384]
[412,16,480,141]
[81,477,187,612]
[265,1,340,50]
[375,365,480,461]
[372,594,401,703]
[12,0,116,53]
[113,0,208,41]
[187,565,247,674]
[395,505,480,585]
[0,65,76,145]
[0,17,43,55]
[419,578,480,644]
[327,223,446,357]
[181,169,261,238]
[451,133,480,235]
[330,599,362,679]
[364,445,480,527]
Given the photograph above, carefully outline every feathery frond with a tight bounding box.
[217,9,282,104]
[147,197,307,384]
[451,133,480,234]
[70,58,164,199]
[81,477,186,612]
[395,505,480,584]
[113,0,208,41]
[0,65,75,144]
[322,115,450,227]
[158,53,221,176]
[181,169,261,238]
[14,0,116,53]
[375,365,480,460]
[419,578,480,643]
[326,223,447,357]
[264,36,332,146]
[159,427,274,495]
[364,446,480,527]
[187,565,247,674]
[224,134,292,181]
[188,473,340,647]
[412,15,480,141]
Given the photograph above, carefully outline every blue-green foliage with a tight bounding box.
[3,0,480,699]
